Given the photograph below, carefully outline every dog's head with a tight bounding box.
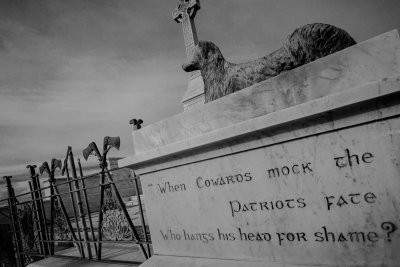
[182,41,224,72]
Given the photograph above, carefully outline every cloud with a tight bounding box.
[0,37,6,53]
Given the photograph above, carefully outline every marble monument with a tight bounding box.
[120,30,400,267]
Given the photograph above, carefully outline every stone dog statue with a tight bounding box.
[182,23,356,103]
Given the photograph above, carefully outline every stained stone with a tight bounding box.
[119,30,400,267]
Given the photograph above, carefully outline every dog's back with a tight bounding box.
[286,23,356,65]
[225,23,356,97]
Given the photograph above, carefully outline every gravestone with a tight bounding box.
[172,0,205,110]
[120,30,400,266]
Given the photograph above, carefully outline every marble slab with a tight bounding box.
[181,73,205,110]
[120,74,400,172]
[132,30,400,155]
[118,29,400,267]
[140,115,400,266]
[140,255,286,267]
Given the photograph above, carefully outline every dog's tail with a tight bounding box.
[286,23,356,65]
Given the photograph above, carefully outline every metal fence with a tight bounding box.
[0,138,151,267]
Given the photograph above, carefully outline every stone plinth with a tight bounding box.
[119,30,400,267]
[181,73,205,110]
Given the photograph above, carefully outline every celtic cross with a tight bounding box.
[173,0,201,79]
[172,0,200,59]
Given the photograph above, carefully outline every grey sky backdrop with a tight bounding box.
[0,0,400,180]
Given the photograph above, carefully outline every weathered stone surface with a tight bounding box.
[127,30,400,157]
[119,30,400,267]
[138,115,400,265]
[121,75,400,174]
[121,79,400,266]
[140,255,278,267]
[183,23,356,102]
[181,73,204,110]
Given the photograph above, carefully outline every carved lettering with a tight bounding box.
[229,198,307,218]
[196,172,252,189]
[267,168,280,178]
[157,181,186,194]
[301,162,313,173]
[276,232,308,246]
[160,229,181,240]
[314,226,379,243]
[183,229,215,243]
[267,162,312,178]
[154,146,393,250]
[333,149,374,169]
[238,228,272,242]
[325,192,377,210]
[217,228,236,241]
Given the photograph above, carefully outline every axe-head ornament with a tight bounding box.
[104,136,120,151]
[82,142,101,161]
[39,162,51,176]
[51,159,62,172]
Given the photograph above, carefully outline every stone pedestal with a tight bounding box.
[181,72,205,110]
[120,30,400,267]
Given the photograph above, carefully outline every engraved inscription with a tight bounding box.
[325,192,377,210]
[334,149,374,168]
[196,172,252,189]
[157,181,187,194]
[146,121,400,263]
[229,198,307,218]
[267,162,313,178]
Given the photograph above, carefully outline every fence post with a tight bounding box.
[59,158,85,258]
[48,174,55,255]
[77,158,98,257]
[96,167,105,260]
[27,165,49,256]
[3,176,25,267]
[34,175,51,255]
[133,173,151,257]
[68,147,92,259]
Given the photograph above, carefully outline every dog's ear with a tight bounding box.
[202,41,223,63]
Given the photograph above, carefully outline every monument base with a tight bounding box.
[140,255,397,267]
[140,255,291,267]
[120,30,400,267]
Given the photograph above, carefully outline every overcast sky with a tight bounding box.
[0,0,400,181]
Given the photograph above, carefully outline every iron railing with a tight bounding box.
[0,144,151,267]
